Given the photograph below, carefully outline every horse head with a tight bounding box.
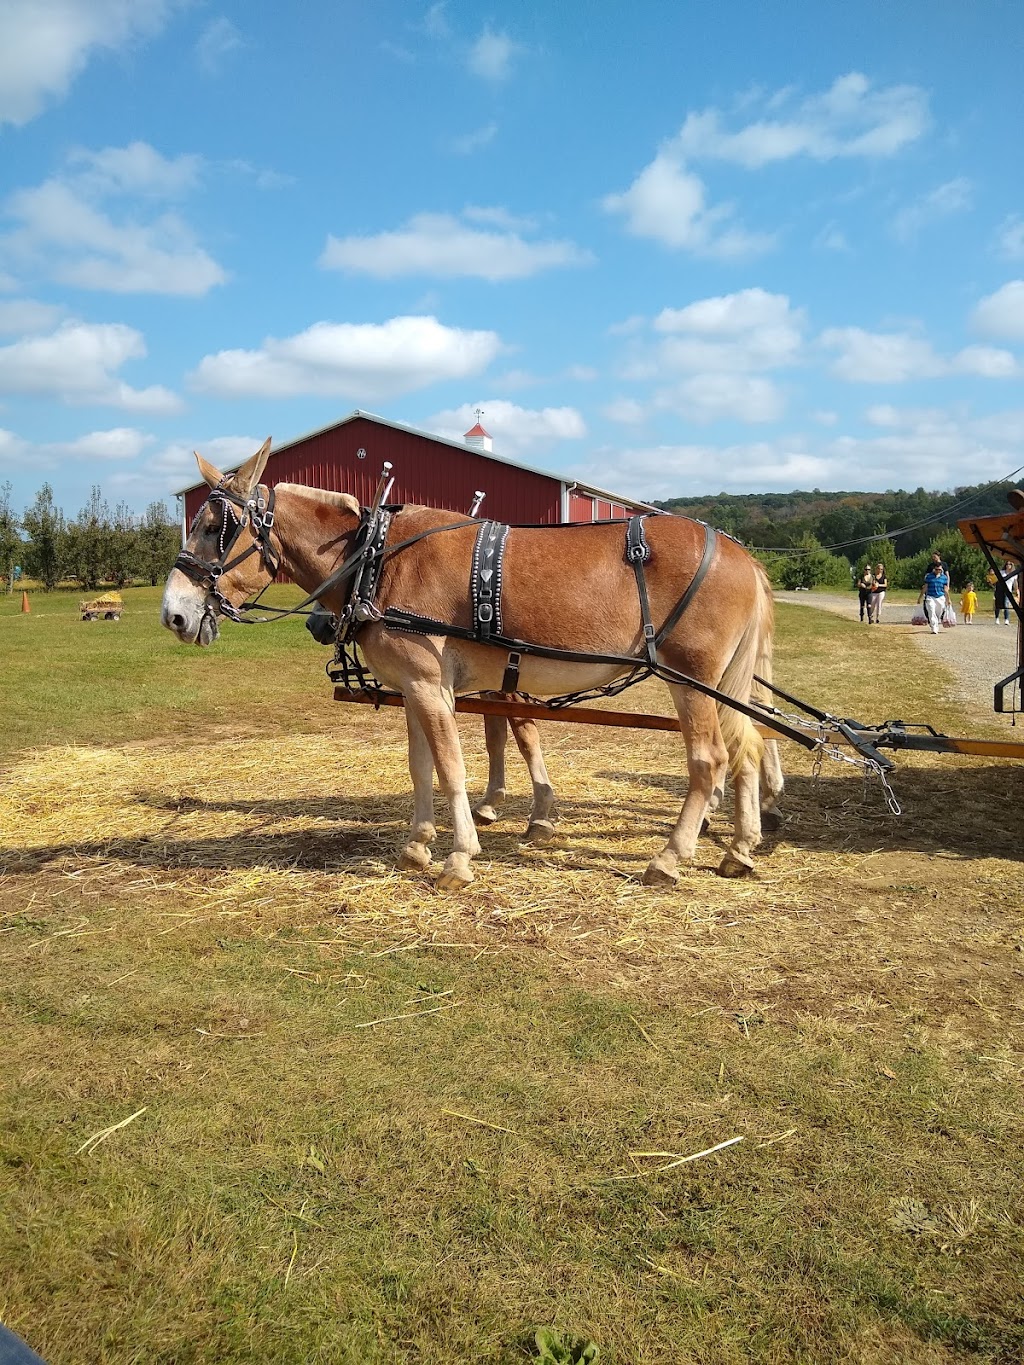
[161,439,274,645]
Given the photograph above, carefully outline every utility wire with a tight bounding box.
[745,461,1024,555]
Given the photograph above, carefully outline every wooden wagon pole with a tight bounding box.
[333,687,1024,761]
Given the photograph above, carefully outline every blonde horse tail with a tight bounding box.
[716,559,771,778]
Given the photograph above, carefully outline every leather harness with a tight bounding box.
[173,487,816,749]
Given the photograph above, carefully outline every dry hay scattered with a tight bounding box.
[3,689,1019,1014]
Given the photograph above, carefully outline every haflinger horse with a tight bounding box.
[162,441,782,890]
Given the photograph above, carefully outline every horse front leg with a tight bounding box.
[508,715,558,843]
[472,713,509,827]
[643,691,728,887]
[397,709,436,872]
[405,686,481,890]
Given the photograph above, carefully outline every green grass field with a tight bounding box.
[1,586,1022,1364]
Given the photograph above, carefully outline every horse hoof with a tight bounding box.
[472,805,498,827]
[397,844,432,872]
[760,808,783,833]
[436,861,474,892]
[717,851,754,879]
[642,859,679,888]
[524,819,556,844]
[700,816,710,836]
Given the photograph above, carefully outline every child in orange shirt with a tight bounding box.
[960,581,978,623]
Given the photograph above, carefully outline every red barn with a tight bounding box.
[178,410,653,536]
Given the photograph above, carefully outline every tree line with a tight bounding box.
[655,479,1017,591]
[0,482,181,593]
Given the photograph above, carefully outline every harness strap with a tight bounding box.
[378,605,815,749]
[471,520,510,641]
[654,521,716,646]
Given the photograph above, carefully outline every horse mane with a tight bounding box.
[276,483,360,516]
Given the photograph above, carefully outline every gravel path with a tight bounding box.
[774,590,1020,718]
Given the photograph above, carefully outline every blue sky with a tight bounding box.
[1,0,1023,517]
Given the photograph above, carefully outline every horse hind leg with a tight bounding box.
[758,738,785,831]
[509,715,558,843]
[473,713,510,827]
[643,690,728,887]
[716,711,763,879]
[471,706,559,843]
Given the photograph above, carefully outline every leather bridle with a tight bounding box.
[172,482,280,623]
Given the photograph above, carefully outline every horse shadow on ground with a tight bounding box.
[1,762,1020,879]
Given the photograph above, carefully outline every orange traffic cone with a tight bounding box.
[21,590,30,613]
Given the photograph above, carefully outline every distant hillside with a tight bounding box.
[654,481,1021,559]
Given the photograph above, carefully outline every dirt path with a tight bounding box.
[774,590,1021,718]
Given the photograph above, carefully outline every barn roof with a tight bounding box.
[177,408,657,512]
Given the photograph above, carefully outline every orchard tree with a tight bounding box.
[22,484,65,591]
[0,482,22,594]
[138,500,182,585]
[64,486,112,591]
[107,500,140,587]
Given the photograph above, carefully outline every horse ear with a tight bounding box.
[232,438,272,493]
[195,452,224,489]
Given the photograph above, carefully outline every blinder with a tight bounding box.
[173,481,280,622]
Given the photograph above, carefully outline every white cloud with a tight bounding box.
[822,325,1019,382]
[462,204,536,232]
[423,400,586,455]
[575,441,837,500]
[821,327,943,383]
[451,123,498,155]
[0,298,63,335]
[971,280,1024,340]
[0,0,176,127]
[196,16,242,75]
[602,152,774,259]
[601,398,647,425]
[575,401,1024,501]
[654,288,804,366]
[995,216,1024,262]
[954,345,1018,378]
[467,28,521,82]
[656,373,785,424]
[190,316,503,401]
[66,141,203,198]
[0,429,29,467]
[320,210,592,281]
[50,427,153,460]
[149,435,265,491]
[891,177,972,242]
[676,73,930,167]
[0,321,181,411]
[3,145,225,296]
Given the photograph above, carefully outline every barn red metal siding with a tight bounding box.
[184,416,563,528]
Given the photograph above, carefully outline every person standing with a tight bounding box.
[960,581,978,623]
[857,563,875,622]
[994,558,1016,624]
[869,561,888,623]
[917,554,949,635]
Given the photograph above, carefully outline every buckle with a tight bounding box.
[477,602,494,623]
